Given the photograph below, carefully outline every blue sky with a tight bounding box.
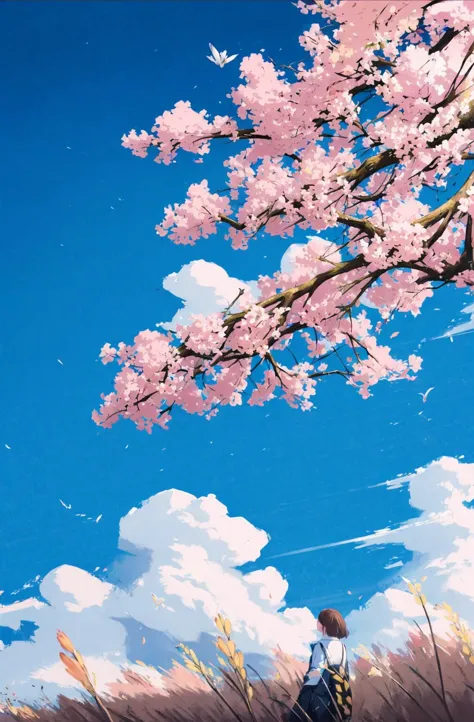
[1,0,473,644]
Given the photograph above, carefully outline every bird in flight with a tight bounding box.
[59,499,72,509]
[419,387,434,403]
[207,43,238,68]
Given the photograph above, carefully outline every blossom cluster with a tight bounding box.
[95,0,474,431]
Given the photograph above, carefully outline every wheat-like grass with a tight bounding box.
[176,641,247,722]
[56,630,114,722]
[4,703,39,719]
[436,602,474,665]
[404,576,455,722]
[215,614,254,708]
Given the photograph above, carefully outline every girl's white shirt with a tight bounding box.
[304,636,346,686]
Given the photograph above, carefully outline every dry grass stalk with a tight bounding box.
[403,577,455,722]
[214,614,256,716]
[436,602,474,665]
[176,641,246,722]
[5,703,39,720]
[56,630,114,722]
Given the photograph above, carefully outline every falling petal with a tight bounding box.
[5,444,11,450]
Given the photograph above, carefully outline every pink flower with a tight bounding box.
[94,1,474,432]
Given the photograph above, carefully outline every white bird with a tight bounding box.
[419,387,434,403]
[207,43,238,68]
[59,499,72,509]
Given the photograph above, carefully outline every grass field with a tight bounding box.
[3,587,474,722]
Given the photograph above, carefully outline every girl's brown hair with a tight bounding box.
[318,608,349,639]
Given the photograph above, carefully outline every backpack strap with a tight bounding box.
[303,644,316,684]
[320,641,348,671]
[319,642,330,665]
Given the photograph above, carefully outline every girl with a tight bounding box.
[289,608,350,722]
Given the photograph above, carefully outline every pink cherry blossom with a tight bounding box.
[95,0,474,432]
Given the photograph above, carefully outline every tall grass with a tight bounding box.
[3,583,474,722]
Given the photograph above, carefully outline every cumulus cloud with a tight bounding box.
[346,456,474,651]
[270,456,474,651]
[0,490,317,702]
[157,236,338,330]
[157,260,259,330]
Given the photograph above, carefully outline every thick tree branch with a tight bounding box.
[429,27,461,56]
[416,170,474,228]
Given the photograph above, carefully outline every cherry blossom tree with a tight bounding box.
[94,0,474,433]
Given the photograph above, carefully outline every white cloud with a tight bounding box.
[158,260,259,330]
[440,302,474,338]
[346,456,474,651]
[0,490,317,702]
[157,236,340,330]
[269,456,474,653]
